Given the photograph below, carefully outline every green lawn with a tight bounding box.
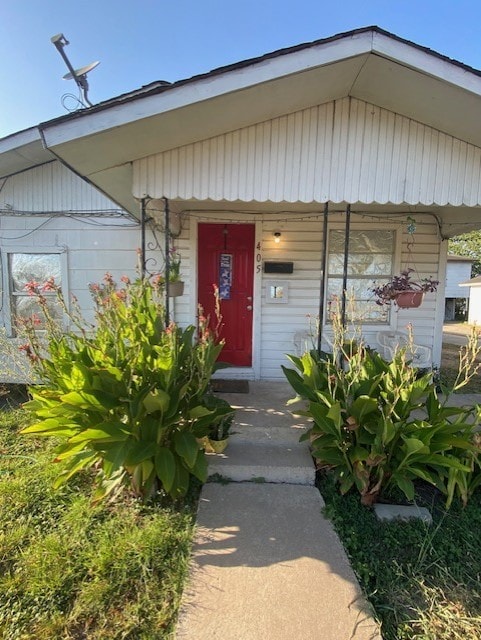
[319,473,481,640]
[0,403,196,640]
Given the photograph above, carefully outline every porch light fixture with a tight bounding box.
[273,231,282,244]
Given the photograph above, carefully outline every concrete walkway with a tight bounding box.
[176,382,382,640]
[443,321,478,346]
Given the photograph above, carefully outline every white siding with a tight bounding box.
[445,261,472,298]
[468,287,481,324]
[133,97,481,207]
[0,210,442,381]
[1,162,121,213]
[0,215,150,330]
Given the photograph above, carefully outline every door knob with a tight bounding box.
[247,305,253,311]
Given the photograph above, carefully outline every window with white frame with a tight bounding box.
[2,251,66,335]
[327,229,395,323]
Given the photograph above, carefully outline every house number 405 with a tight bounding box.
[256,242,262,273]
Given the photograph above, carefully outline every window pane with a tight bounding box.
[10,254,61,292]
[326,291,390,323]
[329,230,394,254]
[328,277,384,299]
[328,254,393,276]
[348,302,390,323]
[327,230,395,325]
[13,297,62,328]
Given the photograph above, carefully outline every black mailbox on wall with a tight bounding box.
[263,261,294,274]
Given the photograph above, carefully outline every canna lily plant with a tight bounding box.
[283,305,481,507]
[19,274,230,502]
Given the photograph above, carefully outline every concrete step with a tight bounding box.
[230,424,307,445]
[207,438,315,485]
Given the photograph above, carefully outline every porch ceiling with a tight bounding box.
[165,199,481,239]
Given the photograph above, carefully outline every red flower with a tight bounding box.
[41,277,56,292]
[24,281,39,295]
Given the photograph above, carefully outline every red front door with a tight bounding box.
[198,223,255,366]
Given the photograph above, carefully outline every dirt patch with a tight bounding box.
[440,343,481,393]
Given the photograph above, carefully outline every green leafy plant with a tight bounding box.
[168,245,182,283]
[371,268,439,307]
[283,313,481,507]
[19,274,229,501]
[203,394,235,441]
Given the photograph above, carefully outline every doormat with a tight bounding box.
[211,379,250,394]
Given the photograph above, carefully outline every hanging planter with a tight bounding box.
[393,290,424,309]
[168,280,184,297]
[371,269,438,309]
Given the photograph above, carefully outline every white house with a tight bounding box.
[445,255,473,321]
[459,276,481,325]
[3,26,481,380]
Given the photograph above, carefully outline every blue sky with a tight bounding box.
[2,1,481,139]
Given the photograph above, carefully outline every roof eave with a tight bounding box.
[0,128,54,178]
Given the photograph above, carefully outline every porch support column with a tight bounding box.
[140,197,147,278]
[163,197,170,327]
[341,204,351,328]
[317,202,329,355]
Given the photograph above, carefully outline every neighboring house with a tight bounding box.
[3,26,481,380]
[444,255,473,321]
[459,276,481,324]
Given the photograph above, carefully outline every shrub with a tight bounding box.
[283,319,481,507]
[19,274,228,501]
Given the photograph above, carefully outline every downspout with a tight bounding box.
[317,202,329,354]
[163,197,170,327]
[341,204,351,328]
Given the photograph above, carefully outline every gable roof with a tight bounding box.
[3,26,481,223]
[35,26,481,127]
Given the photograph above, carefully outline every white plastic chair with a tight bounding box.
[376,331,432,368]
[293,330,312,356]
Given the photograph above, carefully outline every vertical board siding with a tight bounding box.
[1,162,122,212]
[133,97,481,207]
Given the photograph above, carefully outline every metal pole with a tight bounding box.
[140,198,146,279]
[317,202,329,355]
[341,204,351,328]
[163,197,170,327]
